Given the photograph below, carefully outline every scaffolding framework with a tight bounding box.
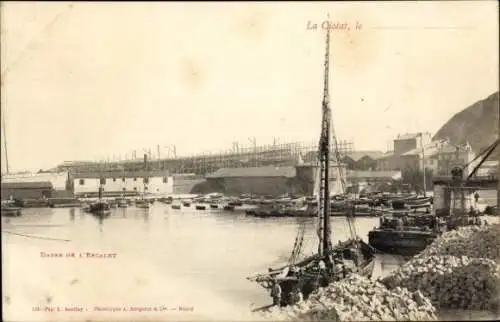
[57,140,355,176]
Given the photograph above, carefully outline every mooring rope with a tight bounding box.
[3,224,65,228]
[1,230,70,242]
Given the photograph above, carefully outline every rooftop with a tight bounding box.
[343,151,386,162]
[1,181,53,189]
[402,140,472,157]
[395,132,431,141]
[375,151,396,160]
[72,170,170,179]
[346,170,402,180]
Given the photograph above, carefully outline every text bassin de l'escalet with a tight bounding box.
[40,252,117,258]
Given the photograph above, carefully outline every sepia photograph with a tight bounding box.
[1,1,499,321]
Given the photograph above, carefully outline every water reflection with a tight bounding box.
[7,204,473,313]
[97,215,104,232]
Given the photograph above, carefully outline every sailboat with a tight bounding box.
[135,179,151,209]
[247,26,375,308]
[1,98,22,217]
[87,183,111,217]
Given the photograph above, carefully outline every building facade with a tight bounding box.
[1,182,53,200]
[393,132,432,156]
[341,151,385,171]
[375,133,432,171]
[72,171,173,197]
[1,172,73,199]
[400,140,476,176]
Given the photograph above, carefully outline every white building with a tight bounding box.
[1,171,70,190]
[73,171,173,197]
[401,140,478,176]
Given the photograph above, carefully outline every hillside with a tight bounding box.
[433,91,499,159]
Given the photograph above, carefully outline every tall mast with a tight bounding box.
[2,107,9,174]
[317,23,332,257]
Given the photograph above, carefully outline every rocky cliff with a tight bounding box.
[433,92,499,158]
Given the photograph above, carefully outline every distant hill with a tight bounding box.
[433,91,499,159]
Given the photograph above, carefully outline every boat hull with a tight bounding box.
[86,202,112,217]
[1,207,22,217]
[368,229,437,256]
[91,210,111,216]
[50,203,80,208]
[249,239,376,308]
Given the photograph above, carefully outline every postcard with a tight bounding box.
[1,1,499,321]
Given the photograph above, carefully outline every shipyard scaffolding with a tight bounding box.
[57,140,355,176]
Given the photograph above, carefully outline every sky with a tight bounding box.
[1,1,498,172]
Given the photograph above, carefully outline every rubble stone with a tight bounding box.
[256,274,437,321]
[382,224,500,312]
[416,224,500,262]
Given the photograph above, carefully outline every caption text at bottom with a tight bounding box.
[32,306,194,312]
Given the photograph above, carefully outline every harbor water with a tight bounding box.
[1,204,493,321]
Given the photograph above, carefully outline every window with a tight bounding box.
[133,187,137,191]
[133,178,137,181]
[122,188,126,191]
[122,178,125,182]
[143,177,149,184]
[163,177,168,183]
[100,178,106,185]
[79,179,85,185]
[145,187,148,191]
[112,178,116,182]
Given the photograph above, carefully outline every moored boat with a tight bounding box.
[87,201,111,217]
[195,204,206,210]
[1,201,22,217]
[13,198,49,208]
[116,198,128,208]
[369,229,437,256]
[247,28,375,309]
[135,199,150,209]
[48,197,80,208]
[158,197,173,204]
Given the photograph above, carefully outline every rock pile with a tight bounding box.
[383,255,500,310]
[416,224,500,262]
[258,274,437,321]
[382,224,500,312]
